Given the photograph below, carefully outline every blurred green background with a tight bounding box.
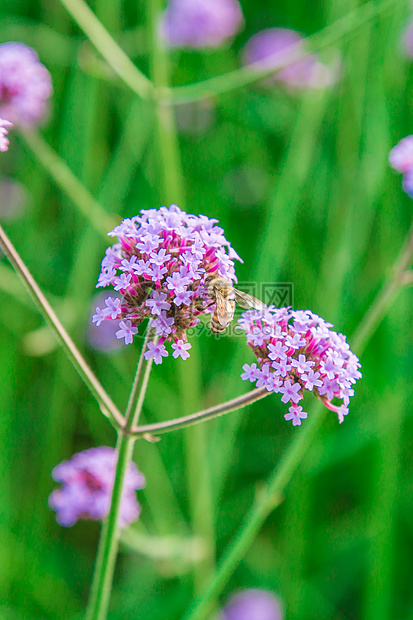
[1,0,413,618]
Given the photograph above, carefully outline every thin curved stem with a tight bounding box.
[20,128,118,235]
[0,224,124,431]
[57,0,155,100]
[129,387,269,438]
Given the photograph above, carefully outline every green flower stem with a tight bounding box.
[85,431,134,620]
[85,327,155,620]
[20,128,117,235]
[181,217,413,620]
[57,0,154,100]
[0,224,124,431]
[166,0,405,104]
[129,387,270,438]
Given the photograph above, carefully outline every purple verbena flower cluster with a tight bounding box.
[0,118,12,152]
[242,28,337,90]
[93,205,242,363]
[0,42,52,126]
[238,307,361,426]
[389,136,413,197]
[160,0,244,49]
[49,447,145,527]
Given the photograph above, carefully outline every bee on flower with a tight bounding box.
[93,205,243,363]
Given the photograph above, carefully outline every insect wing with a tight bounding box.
[215,290,235,327]
[234,289,267,312]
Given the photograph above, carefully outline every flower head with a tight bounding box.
[222,589,284,620]
[0,42,52,126]
[160,0,244,49]
[48,447,145,527]
[238,307,362,424]
[94,205,242,363]
[242,28,336,90]
[0,118,12,152]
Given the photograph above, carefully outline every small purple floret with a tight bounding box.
[144,341,169,364]
[241,362,258,382]
[0,118,12,152]
[171,339,192,360]
[116,320,138,345]
[92,306,107,327]
[284,405,308,426]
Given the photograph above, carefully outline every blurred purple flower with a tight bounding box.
[94,204,243,363]
[49,447,145,527]
[222,589,284,620]
[0,42,52,126]
[389,136,413,197]
[242,28,336,89]
[160,0,244,49]
[0,118,12,152]
[389,136,413,173]
[238,308,361,425]
[403,167,413,197]
[403,21,413,57]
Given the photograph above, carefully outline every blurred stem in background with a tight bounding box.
[168,0,404,103]
[146,0,184,206]
[19,127,118,235]
[58,0,406,105]
[58,0,154,99]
